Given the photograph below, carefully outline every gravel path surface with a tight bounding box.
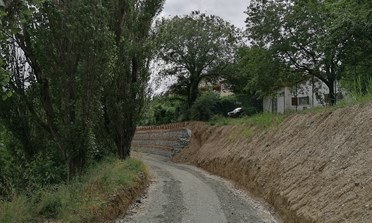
[117,153,280,223]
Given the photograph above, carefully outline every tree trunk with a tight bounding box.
[68,148,86,178]
[187,81,199,108]
[115,117,136,159]
[118,136,132,159]
[116,130,134,160]
[326,79,336,105]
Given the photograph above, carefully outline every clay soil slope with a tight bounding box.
[173,103,372,223]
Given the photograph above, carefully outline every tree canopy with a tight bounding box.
[0,0,164,195]
[155,11,241,108]
[228,46,297,97]
[245,0,351,104]
[103,0,165,159]
[327,0,372,94]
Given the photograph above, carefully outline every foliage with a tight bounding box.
[209,112,285,130]
[227,46,297,97]
[0,0,116,180]
[0,127,65,199]
[139,95,184,125]
[246,0,349,105]
[215,95,241,117]
[191,92,220,121]
[103,0,165,159]
[339,77,372,105]
[0,157,147,223]
[329,0,372,95]
[153,105,178,124]
[0,0,165,199]
[138,92,262,124]
[155,11,241,108]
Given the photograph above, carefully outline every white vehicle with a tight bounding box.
[227,107,242,117]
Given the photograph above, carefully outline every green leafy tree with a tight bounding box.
[155,11,241,109]
[327,0,372,95]
[0,0,114,179]
[190,91,220,121]
[228,46,296,97]
[103,0,165,159]
[246,0,348,105]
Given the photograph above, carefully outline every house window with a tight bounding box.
[298,96,309,105]
[291,96,309,106]
[291,97,298,106]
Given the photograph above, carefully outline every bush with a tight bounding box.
[215,95,241,117]
[0,157,147,223]
[191,92,220,121]
[190,92,262,121]
[0,196,32,223]
[154,105,178,124]
[37,191,63,219]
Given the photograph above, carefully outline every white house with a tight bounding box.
[263,79,345,114]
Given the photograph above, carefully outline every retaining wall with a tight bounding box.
[132,122,191,157]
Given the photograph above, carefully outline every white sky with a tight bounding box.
[159,0,249,29]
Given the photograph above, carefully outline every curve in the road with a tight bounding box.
[118,154,279,223]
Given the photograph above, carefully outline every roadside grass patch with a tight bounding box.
[210,112,284,129]
[299,94,372,115]
[0,157,147,223]
[210,94,372,129]
[210,113,285,138]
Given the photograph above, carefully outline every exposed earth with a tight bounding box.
[117,153,280,223]
[174,104,372,222]
[119,102,372,223]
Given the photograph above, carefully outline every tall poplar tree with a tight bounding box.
[104,0,165,159]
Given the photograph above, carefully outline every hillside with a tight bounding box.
[173,103,372,222]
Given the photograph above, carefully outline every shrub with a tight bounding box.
[191,92,220,121]
[0,157,147,223]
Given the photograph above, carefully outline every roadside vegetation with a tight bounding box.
[209,82,372,130]
[209,112,284,129]
[143,0,371,126]
[0,157,147,223]
[0,0,371,221]
[0,0,162,220]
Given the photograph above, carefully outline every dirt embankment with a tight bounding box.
[173,103,372,223]
[94,172,148,222]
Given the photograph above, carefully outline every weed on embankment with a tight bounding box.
[0,157,147,223]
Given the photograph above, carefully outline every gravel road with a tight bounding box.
[117,153,280,223]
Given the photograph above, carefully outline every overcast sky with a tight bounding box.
[159,0,249,29]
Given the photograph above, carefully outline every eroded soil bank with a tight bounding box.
[173,103,372,223]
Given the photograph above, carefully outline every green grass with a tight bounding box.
[209,113,285,138]
[209,94,372,132]
[210,112,285,129]
[335,93,372,108]
[209,93,372,139]
[298,93,372,115]
[0,157,147,223]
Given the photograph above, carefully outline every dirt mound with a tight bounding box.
[173,104,372,223]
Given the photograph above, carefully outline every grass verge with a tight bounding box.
[0,157,148,223]
[210,112,285,129]
[209,113,285,138]
[210,94,372,130]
